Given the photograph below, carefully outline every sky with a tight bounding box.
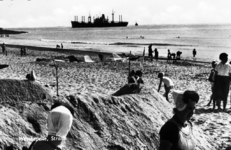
[0,0,231,28]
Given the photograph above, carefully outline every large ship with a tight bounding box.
[71,11,128,28]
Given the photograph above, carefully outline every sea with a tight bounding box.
[1,24,231,62]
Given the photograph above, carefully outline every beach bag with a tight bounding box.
[208,70,215,82]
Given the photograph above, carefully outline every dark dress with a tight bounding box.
[213,75,230,101]
[159,115,196,150]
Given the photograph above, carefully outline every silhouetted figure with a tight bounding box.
[98,54,104,62]
[154,48,159,61]
[176,51,182,60]
[24,47,27,55]
[61,43,63,49]
[56,44,60,49]
[167,49,171,62]
[148,44,153,61]
[20,47,24,56]
[21,47,27,56]
[207,61,217,108]
[2,43,6,55]
[193,49,196,57]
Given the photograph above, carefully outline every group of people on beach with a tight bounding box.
[207,53,231,111]
[148,44,198,63]
[1,42,231,150]
[148,44,159,61]
[158,52,231,150]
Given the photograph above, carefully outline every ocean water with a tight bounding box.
[2,24,231,62]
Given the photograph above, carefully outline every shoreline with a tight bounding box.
[4,43,211,64]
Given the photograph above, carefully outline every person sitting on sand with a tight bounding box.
[27,101,74,150]
[128,70,136,84]
[157,72,174,102]
[159,90,199,150]
[26,70,37,81]
[135,70,144,86]
[207,61,217,108]
[213,53,231,111]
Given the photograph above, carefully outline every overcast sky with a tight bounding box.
[0,0,231,28]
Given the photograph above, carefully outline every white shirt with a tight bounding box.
[162,76,174,87]
[215,62,231,77]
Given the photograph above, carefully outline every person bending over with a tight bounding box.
[158,72,174,102]
[159,90,199,150]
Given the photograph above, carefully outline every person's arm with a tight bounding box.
[158,78,163,92]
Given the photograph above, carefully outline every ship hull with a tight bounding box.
[71,21,128,28]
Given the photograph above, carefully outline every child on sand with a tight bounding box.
[158,72,174,102]
[207,61,217,108]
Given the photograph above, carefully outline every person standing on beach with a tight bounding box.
[157,72,174,102]
[148,44,153,61]
[213,53,231,111]
[1,43,6,55]
[167,49,171,62]
[193,49,196,57]
[159,90,199,150]
[207,61,217,108]
[154,48,159,61]
[61,43,63,49]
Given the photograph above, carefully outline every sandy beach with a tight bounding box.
[0,44,231,149]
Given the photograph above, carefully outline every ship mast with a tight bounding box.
[112,10,114,23]
[88,12,91,23]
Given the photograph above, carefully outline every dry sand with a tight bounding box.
[0,45,231,149]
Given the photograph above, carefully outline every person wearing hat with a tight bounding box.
[207,61,217,108]
[27,101,74,150]
[158,72,174,102]
[159,90,199,150]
